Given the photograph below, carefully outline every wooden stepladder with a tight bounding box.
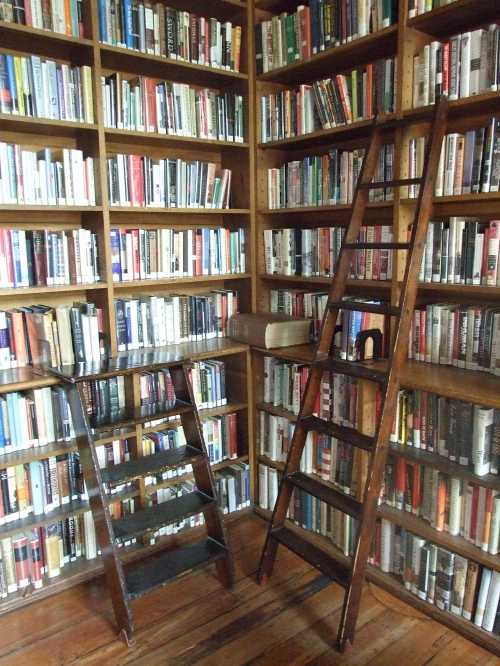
[257,96,449,651]
[49,352,233,645]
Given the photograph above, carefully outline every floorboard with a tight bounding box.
[0,514,494,666]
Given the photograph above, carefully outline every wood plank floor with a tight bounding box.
[0,514,497,666]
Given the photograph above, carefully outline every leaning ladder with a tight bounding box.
[257,96,449,651]
[49,354,233,644]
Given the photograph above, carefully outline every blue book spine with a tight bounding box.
[348,310,363,361]
[29,461,45,515]
[5,55,17,114]
[110,229,122,281]
[202,228,210,274]
[0,405,5,451]
[6,393,18,452]
[70,0,79,37]
[97,0,108,42]
[10,231,22,287]
[124,0,134,48]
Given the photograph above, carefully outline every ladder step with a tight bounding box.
[271,526,350,587]
[101,445,203,485]
[343,242,410,250]
[113,491,215,541]
[300,416,374,451]
[314,358,387,383]
[125,537,227,600]
[287,472,362,518]
[90,400,193,435]
[358,177,422,189]
[328,299,400,317]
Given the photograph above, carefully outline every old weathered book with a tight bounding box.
[228,313,311,348]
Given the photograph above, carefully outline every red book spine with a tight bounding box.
[420,391,428,450]
[195,229,202,275]
[228,413,238,458]
[3,229,14,286]
[29,534,43,589]
[469,485,479,542]
[131,229,140,279]
[372,226,382,280]
[13,536,30,588]
[442,42,450,96]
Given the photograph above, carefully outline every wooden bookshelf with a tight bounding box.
[0,0,255,614]
[250,0,500,653]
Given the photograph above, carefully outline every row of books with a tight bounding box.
[412,27,500,108]
[263,226,393,279]
[0,229,100,288]
[97,1,242,72]
[419,219,500,287]
[262,358,359,422]
[392,389,500,477]
[409,122,500,198]
[115,289,238,351]
[408,303,500,375]
[0,302,105,370]
[0,54,93,123]
[260,59,396,143]
[107,155,232,209]
[0,0,85,38]
[109,227,246,282]
[408,0,458,17]
[190,360,227,410]
[215,462,250,515]
[382,460,500,555]
[255,1,397,74]
[0,144,96,207]
[102,76,245,143]
[270,289,328,341]
[375,522,500,633]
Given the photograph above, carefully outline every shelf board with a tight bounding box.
[417,282,500,299]
[0,282,107,296]
[144,454,249,495]
[259,115,396,150]
[0,367,58,394]
[109,207,250,215]
[100,44,248,87]
[254,506,500,656]
[113,273,251,289]
[257,25,398,85]
[389,443,500,492]
[407,0,500,38]
[0,205,103,212]
[0,440,77,468]
[252,343,315,363]
[401,191,500,217]
[142,400,248,435]
[259,273,392,290]
[256,402,298,422]
[0,21,93,54]
[104,127,249,151]
[259,201,392,214]
[0,114,98,138]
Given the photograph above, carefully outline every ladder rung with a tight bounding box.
[343,242,410,250]
[287,472,362,518]
[271,526,350,587]
[358,177,422,189]
[314,358,387,384]
[113,491,215,541]
[300,416,374,452]
[328,300,400,317]
[101,445,203,485]
[125,537,227,600]
[90,400,194,435]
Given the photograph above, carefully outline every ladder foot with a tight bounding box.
[119,628,136,648]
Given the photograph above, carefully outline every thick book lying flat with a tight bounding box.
[228,313,311,349]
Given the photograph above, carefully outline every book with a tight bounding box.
[228,312,311,349]
[0,0,85,37]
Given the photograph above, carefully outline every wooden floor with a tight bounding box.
[0,514,498,666]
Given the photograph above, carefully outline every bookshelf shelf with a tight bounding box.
[259,201,393,215]
[257,25,398,85]
[256,402,297,422]
[108,207,250,215]
[104,128,249,151]
[389,443,500,493]
[0,21,94,53]
[0,205,104,212]
[259,274,392,291]
[113,274,251,290]
[0,282,107,296]
[407,0,499,37]
[417,283,500,299]
[0,115,99,138]
[0,367,58,394]
[403,91,500,123]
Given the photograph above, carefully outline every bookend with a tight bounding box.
[257,97,449,651]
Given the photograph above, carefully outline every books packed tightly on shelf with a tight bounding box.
[412,27,500,107]
[374,522,500,633]
[110,227,246,282]
[420,219,500,287]
[0,54,93,123]
[255,1,397,74]
[107,154,232,209]
[0,302,105,370]
[270,289,328,340]
[267,145,393,208]
[114,289,238,351]
[97,1,242,72]
[408,303,500,375]
[0,145,96,207]
[408,0,458,18]
[189,359,227,410]
[408,120,500,198]
[263,225,393,279]
[0,0,85,38]
[102,76,245,142]
[260,59,396,142]
[0,228,100,288]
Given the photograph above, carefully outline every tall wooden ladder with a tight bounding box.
[49,353,233,645]
[257,96,449,651]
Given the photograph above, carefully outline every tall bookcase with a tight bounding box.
[0,0,256,614]
[251,0,500,655]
